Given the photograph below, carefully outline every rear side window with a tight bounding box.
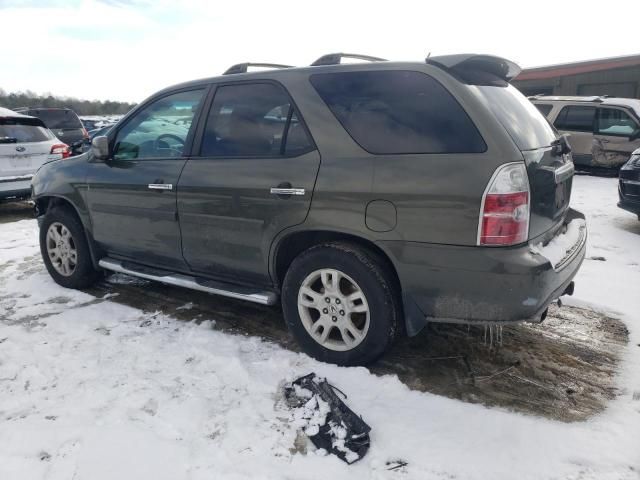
[29,110,83,129]
[200,83,314,157]
[596,108,639,136]
[553,106,596,132]
[0,118,52,143]
[534,103,553,117]
[310,70,486,154]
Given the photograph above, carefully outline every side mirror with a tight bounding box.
[91,136,110,160]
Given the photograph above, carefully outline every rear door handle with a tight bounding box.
[599,139,610,144]
[148,183,173,191]
[270,187,305,196]
[270,182,305,196]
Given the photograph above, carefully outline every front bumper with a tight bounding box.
[381,208,587,335]
[618,173,640,216]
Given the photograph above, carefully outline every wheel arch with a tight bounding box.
[35,195,102,269]
[271,229,411,335]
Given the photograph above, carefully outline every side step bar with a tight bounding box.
[98,258,278,306]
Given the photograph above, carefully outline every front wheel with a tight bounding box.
[282,243,399,366]
[39,207,101,289]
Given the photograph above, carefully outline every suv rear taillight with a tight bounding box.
[50,143,70,159]
[478,162,530,246]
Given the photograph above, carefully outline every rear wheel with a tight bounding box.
[282,243,399,366]
[39,207,101,289]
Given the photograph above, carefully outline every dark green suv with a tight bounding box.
[31,53,587,365]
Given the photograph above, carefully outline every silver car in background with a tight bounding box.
[0,107,69,201]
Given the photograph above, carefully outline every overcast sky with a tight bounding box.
[1,0,639,103]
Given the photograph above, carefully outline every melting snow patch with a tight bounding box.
[530,218,586,268]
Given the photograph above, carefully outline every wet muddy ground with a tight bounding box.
[2,201,630,423]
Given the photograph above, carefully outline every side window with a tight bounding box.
[534,103,553,117]
[553,106,596,132]
[113,89,205,161]
[200,83,313,157]
[309,70,486,154]
[596,108,639,137]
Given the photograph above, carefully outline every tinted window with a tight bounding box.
[310,71,486,154]
[534,103,553,117]
[596,108,639,136]
[553,106,596,132]
[113,89,204,161]
[0,118,52,143]
[200,83,313,157]
[474,85,557,150]
[30,109,82,129]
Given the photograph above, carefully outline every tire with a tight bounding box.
[39,207,101,289]
[282,242,399,366]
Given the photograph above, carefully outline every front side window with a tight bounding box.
[553,106,596,133]
[113,89,205,161]
[200,83,313,157]
[310,70,486,154]
[596,108,639,137]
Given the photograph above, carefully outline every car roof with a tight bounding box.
[530,95,640,115]
[0,107,39,119]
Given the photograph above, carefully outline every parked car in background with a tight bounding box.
[31,54,586,365]
[14,107,88,150]
[530,96,640,169]
[80,118,99,131]
[618,147,640,219]
[88,125,113,139]
[1,107,68,201]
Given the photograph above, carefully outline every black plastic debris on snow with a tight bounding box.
[284,373,371,464]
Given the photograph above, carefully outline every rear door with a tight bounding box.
[85,88,206,270]
[477,85,573,238]
[29,109,86,146]
[552,105,596,166]
[0,116,57,182]
[593,106,640,167]
[177,81,319,286]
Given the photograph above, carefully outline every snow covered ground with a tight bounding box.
[0,175,639,480]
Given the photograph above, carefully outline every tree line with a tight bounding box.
[0,88,136,115]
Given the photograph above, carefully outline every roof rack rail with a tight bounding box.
[223,63,293,75]
[310,53,387,66]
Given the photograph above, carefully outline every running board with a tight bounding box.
[98,258,277,306]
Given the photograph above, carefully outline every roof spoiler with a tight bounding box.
[426,54,522,83]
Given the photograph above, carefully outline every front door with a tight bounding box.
[177,82,320,285]
[552,104,596,166]
[86,88,206,270]
[593,106,640,167]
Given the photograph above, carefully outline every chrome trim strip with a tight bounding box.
[148,183,173,190]
[621,179,640,186]
[553,162,574,184]
[270,187,305,196]
[0,174,33,184]
[98,259,277,305]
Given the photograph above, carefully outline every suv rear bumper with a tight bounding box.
[0,177,32,200]
[380,208,587,336]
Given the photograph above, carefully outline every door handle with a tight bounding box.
[270,182,305,196]
[599,139,610,144]
[148,183,173,191]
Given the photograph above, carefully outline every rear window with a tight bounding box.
[0,118,52,143]
[310,70,486,154]
[29,109,82,129]
[474,85,557,150]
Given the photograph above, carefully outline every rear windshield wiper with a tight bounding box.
[0,137,18,144]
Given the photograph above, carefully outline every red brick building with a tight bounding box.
[513,54,640,98]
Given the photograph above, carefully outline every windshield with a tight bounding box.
[32,109,82,129]
[473,84,557,150]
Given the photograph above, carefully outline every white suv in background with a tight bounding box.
[0,107,69,201]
